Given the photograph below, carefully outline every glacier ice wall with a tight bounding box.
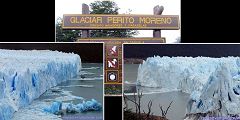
[137,56,240,116]
[186,63,240,116]
[137,56,240,93]
[0,49,81,120]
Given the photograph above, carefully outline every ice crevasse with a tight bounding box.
[0,49,81,120]
[137,56,240,117]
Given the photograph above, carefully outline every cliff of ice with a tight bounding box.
[0,49,81,120]
[137,56,240,118]
[137,56,240,92]
[185,63,240,119]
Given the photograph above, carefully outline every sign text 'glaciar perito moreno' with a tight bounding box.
[63,14,179,30]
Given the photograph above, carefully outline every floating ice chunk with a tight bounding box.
[81,67,100,70]
[72,96,84,100]
[67,99,102,113]
[45,99,102,115]
[43,101,62,114]
[66,103,78,113]
[75,99,102,112]
[89,99,102,111]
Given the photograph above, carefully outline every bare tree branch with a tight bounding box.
[123,89,144,120]
[138,89,142,119]
[123,93,128,110]
[165,101,173,115]
[159,105,165,117]
[146,100,153,118]
[159,101,173,118]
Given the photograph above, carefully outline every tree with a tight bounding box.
[56,17,80,42]
[89,1,138,38]
[56,1,138,42]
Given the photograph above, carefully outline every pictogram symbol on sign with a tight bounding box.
[107,71,118,81]
[107,45,118,56]
[107,58,118,68]
[109,46,117,55]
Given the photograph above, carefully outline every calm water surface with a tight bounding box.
[124,64,189,120]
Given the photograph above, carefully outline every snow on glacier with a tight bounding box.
[137,56,240,116]
[0,49,81,120]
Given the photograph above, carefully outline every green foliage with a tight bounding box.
[105,84,122,95]
[56,1,138,42]
[56,17,80,42]
[90,1,119,14]
[89,1,138,38]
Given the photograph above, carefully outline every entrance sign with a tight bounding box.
[63,14,179,30]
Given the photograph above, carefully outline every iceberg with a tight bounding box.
[43,101,62,114]
[0,49,81,120]
[67,99,102,113]
[44,99,102,114]
[137,56,240,118]
[66,102,78,113]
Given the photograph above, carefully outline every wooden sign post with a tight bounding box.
[153,5,164,37]
[81,3,90,38]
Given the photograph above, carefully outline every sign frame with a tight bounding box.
[63,14,180,30]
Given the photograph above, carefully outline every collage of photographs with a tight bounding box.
[0,0,240,120]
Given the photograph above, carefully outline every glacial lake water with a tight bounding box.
[13,63,103,120]
[124,64,190,120]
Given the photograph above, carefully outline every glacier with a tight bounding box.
[0,49,81,120]
[137,56,240,118]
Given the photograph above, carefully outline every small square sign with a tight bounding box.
[106,58,119,69]
[106,45,119,56]
[106,71,118,82]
